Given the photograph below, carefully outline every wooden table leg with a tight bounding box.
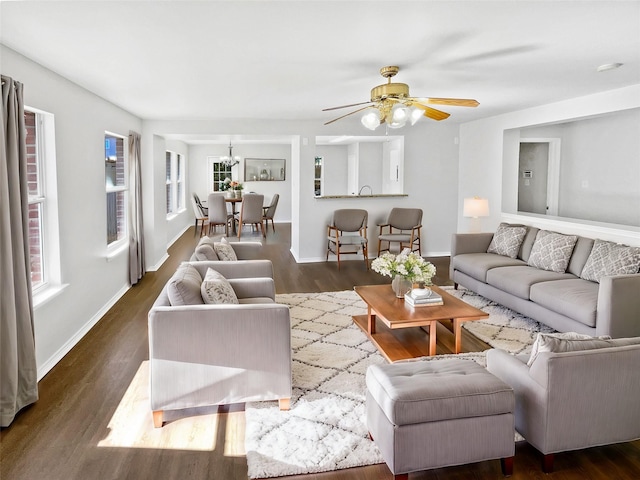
[453,318,462,354]
[367,306,376,334]
[428,321,437,356]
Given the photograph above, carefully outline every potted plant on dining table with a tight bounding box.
[232,182,244,198]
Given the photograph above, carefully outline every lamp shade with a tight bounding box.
[463,197,490,218]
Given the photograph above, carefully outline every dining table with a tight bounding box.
[224,197,243,235]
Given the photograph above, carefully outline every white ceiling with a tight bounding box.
[1,1,639,134]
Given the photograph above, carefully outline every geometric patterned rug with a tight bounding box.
[245,287,553,478]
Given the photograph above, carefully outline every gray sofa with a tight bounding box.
[487,337,640,472]
[148,260,291,427]
[450,225,640,338]
[189,236,263,261]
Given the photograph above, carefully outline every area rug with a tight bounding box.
[245,287,552,479]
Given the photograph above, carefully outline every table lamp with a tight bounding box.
[463,197,490,233]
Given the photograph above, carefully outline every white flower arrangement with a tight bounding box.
[371,248,436,284]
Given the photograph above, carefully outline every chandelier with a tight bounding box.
[220,141,241,167]
[361,101,424,131]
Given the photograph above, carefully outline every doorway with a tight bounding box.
[517,138,560,216]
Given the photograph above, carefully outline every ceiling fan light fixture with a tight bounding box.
[409,106,424,125]
[361,110,381,130]
[387,103,409,129]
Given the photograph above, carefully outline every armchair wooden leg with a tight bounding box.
[501,456,514,476]
[278,398,290,411]
[152,410,164,428]
[454,282,459,290]
[542,453,554,473]
[393,474,408,480]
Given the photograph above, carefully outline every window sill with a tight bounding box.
[33,283,69,310]
[106,241,128,261]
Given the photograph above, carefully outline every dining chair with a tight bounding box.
[207,193,234,237]
[191,196,209,237]
[193,192,208,215]
[237,193,266,239]
[326,209,369,270]
[262,194,279,233]
[377,208,423,255]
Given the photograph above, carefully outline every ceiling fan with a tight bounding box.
[323,66,479,130]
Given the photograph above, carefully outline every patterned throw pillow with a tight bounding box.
[580,239,640,283]
[527,230,578,273]
[487,223,527,258]
[527,332,613,366]
[214,242,238,261]
[167,263,204,306]
[200,268,239,304]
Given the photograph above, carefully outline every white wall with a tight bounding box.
[1,46,143,378]
[458,84,640,245]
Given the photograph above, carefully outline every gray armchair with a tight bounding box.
[487,339,640,472]
[326,208,369,270]
[377,207,422,255]
[148,261,291,427]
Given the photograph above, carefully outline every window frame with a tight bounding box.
[25,107,63,304]
[166,150,186,218]
[105,132,128,250]
[207,156,233,192]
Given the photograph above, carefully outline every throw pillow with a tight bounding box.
[527,230,578,273]
[527,331,612,366]
[201,268,239,304]
[214,242,238,261]
[580,239,640,283]
[167,263,204,306]
[487,223,527,258]
[193,244,219,261]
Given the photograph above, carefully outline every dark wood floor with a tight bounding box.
[2,224,639,479]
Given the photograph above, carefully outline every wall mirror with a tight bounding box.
[511,108,640,227]
[245,158,286,181]
[315,135,404,197]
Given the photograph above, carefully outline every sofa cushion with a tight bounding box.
[200,268,239,304]
[527,332,640,367]
[452,253,526,283]
[214,242,238,261]
[527,230,578,273]
[530,279,599,327]
[518,226,540,262]
[167,263,204,306]
[580,239,640,283]
[566,236,595,276]
[487,223,527,258]
[486,266,576,300]
[193,243,219,261]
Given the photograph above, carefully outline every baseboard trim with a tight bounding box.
[37,283,130,381]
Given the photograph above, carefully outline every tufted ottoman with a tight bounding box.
[366,358,515,479]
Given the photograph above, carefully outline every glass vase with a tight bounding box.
[391,275,412,298]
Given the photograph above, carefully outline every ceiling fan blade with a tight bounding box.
[411,103,451,121]
[322,101,372,111]
[413,97,480,108]
[324,105,372,125]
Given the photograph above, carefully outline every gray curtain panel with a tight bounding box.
[128,131,145,285]
[1,75,39,427]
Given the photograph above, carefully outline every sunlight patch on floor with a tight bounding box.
[97,361,220,451]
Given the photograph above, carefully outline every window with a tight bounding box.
[105,133,127,246]
[208,156,233,192]
[25,108,61,296]
[314,156,323,196]
[166,151,185,216]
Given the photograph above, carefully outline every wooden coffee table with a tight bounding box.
[353,284,489,362]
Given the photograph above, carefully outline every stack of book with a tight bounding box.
[404,288,444,307]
